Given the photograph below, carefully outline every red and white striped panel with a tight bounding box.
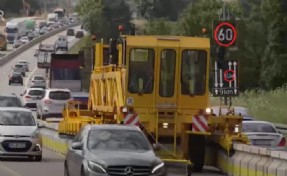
[192,115,208,132]
[124,113,139,126]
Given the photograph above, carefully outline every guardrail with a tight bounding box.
[0,22,80,66]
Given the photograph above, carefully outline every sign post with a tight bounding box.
[213,4,238,105]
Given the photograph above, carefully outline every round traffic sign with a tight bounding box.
[224,69,235,82]
[214,22,237,47]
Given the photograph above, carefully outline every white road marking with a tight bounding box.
[24,66,38,89]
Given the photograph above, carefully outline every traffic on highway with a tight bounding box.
[1,1,287,176]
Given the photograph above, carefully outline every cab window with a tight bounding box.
[128,48,155,94]
[159,49,176,97]
[181,50,207,95]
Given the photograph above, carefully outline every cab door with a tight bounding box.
[155,39,180,109]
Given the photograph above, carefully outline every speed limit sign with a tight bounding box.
[214,21,237,47]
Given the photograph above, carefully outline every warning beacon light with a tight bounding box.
[118,25,125,32]
[202,28,207,34]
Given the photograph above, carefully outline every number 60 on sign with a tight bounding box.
[213,21,237,47]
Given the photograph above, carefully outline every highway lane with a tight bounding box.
[0,26,226,176]
[0,17,47,59]
[0,149,65,176]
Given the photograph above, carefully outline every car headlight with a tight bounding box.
[31,130,40,138]
[151,162,165,175]
[87,161,106,174]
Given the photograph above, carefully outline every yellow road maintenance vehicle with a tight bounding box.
[58,28,249,173]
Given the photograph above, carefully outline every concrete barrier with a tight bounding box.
[0,22,80,66]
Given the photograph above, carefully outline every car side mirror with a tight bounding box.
[71,142,82,150]
[152,143,161,151]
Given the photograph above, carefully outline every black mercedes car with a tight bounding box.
[65,124,166,176]
[9,72,23,85]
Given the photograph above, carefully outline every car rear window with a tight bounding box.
[28,90,44,96]
[242,123,277,133]
[14,64,23,68]
[34,76,44,80]
[0,96,22,107]
[49,91,70,100]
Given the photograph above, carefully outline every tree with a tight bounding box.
[177,0,222,38]
[260,0,287,89]
[137,0,191,21]
[77,0,132,42]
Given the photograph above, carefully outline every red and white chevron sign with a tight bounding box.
[192,114,208,132]
[124,113,139,126]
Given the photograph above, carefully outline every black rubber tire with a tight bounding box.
[64,163,69,176]
[188,134,205,172]
[34,155,42,161]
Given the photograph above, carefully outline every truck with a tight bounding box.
[49,53,89,102]
[5,18,27,43]
[57,30,249,174]
[25,19,36,34]
[54,8,66,19]
[47,13,58,26]
[36,43,55,68]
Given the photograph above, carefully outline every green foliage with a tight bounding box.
[77,0,132,42]
[260,0,287,89]
[0,0,41,17]
[137,0,190,21]
[177,0,222,38]
[143,19,176,35]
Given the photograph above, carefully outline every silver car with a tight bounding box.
[17,60,29,72]
[0,107,42,161]
[12,63,26,76]
[65,124,166,176]
[242,121,286,151]
[29,75,46,88]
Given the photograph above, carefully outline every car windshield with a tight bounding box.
[87,129,151,152]
[49,91,70,100]
[0,96,22,107]
[28,90,44,96]
[0,111,35,126]
[14,64,23,68]
[242,123,277,133]
[34,76,44,80]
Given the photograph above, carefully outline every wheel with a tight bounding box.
[64,164,70,176]
[9,82,11,85]
[34,155,42,161]
[36,111,40,119]
[188,134,205,172]
[81,167,86,176]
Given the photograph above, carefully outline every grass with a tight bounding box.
[210,87,287,124]
[68,35,93,92]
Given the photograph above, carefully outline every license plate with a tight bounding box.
[253,140,271,146]
[8,143,26,148]
[31,97,38,100]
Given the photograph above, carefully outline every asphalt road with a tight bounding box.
[0,26,226,176]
